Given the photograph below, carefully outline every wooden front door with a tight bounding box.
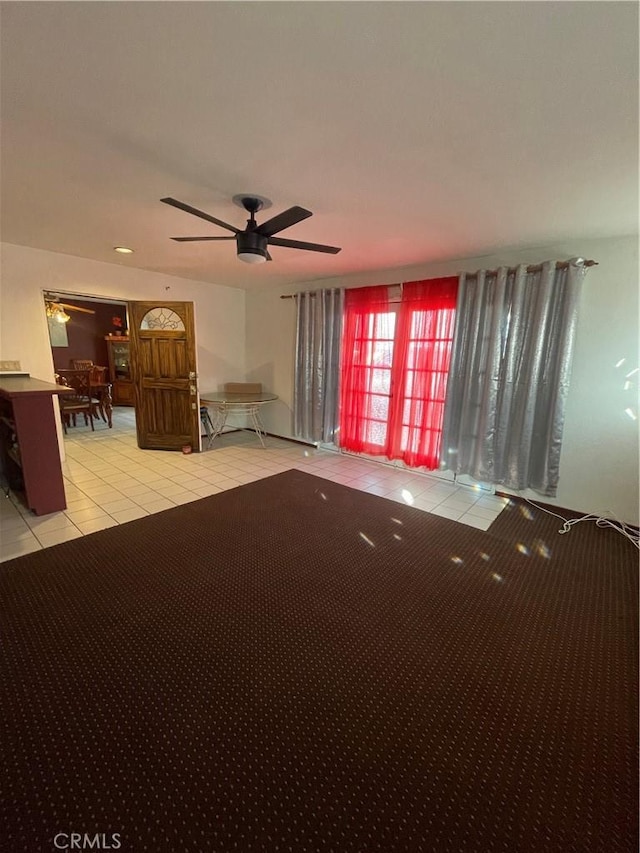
[128,301,200,451]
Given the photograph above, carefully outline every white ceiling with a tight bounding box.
[1,2,637,291]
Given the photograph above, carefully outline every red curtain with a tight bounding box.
[339,277,458,469]
[339,285,392,455]
[386,277,458,469]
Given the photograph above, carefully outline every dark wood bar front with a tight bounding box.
[0,376,70,515]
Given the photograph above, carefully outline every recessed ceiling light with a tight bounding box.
[114,246,134,254]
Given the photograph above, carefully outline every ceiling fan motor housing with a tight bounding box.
[237,230,268,262]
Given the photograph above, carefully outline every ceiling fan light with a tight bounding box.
[238,250,267,264]
[236,230,268,264]
[45,299,71,322]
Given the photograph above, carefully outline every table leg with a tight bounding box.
[248,405,267,448]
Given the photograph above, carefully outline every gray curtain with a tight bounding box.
[440,259,587,496]
[293,288,344,443]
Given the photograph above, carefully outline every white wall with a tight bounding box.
[246,234,639,525]
[0,242,246,450]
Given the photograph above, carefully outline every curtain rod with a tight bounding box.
[279,259,598,298]
[464,258,598,280]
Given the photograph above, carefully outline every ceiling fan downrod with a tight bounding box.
[241,197,263,231]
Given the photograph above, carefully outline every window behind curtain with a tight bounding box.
[339,277,458,469]
[339,286,395,454]
[387,278,459,468]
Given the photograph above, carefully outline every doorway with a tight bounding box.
[44,290,134,440]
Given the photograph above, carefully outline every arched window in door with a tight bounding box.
[139,307,185,331]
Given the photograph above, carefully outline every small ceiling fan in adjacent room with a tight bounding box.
[161,195,342,264]
[44,293,96,324]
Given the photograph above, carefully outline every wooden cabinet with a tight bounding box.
[0,376,69,515]
[105,336,134,405]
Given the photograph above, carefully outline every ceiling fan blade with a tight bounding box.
[171,236,236,242]
[266,250,273,262]
[161,197,240,234]
[256,206,312,237]
[268,236,341,254]
[60,303,95,314]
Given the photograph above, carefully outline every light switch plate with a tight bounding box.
[0,360,21,371]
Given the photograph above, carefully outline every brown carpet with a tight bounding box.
[1,469,637,852]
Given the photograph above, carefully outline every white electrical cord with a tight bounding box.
[518,495,639,551]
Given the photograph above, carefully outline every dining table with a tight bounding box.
[199,390,278,447]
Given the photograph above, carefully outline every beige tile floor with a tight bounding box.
[1,408,508,563]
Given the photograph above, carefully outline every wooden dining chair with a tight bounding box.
[57,369,94,433]
[70,359,94,370]
[89,365,110,423]
[90,365,107,383]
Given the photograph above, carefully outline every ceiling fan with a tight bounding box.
[44,293,96,324]
[161,195,341,265]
